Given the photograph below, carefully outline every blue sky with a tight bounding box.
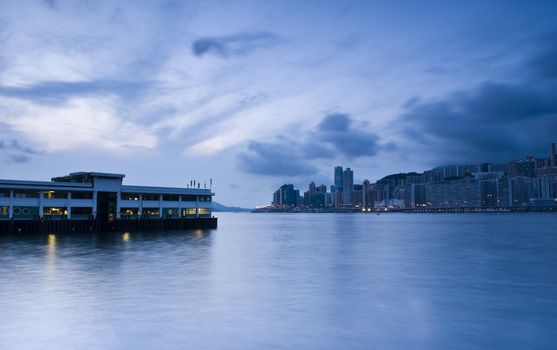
[1,0,556,207]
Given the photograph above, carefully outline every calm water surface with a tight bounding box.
[1,213,556,350]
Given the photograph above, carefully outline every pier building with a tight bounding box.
[0,172,216,233]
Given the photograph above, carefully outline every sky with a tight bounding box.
[1,0,556,207]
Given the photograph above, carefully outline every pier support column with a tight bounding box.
[92,191,97,219]
[178,195,182,218]
[159,195,163,218]
[116,191,121,219]
[39,191,44,218]
[8,190,13,219]
[67,192,71,219]
[138,194,143,218]
[196,196,199,218]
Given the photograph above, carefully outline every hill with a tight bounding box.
[212,201,252,212]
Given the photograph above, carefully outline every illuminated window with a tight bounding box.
[1,206,9,215]
[121,193,140,201]
[44,191,67,199]
[198,208,211,215]
[44,207,66,215]
[143,208,160,215]
[120,208,138,215]
[184,208,197,215]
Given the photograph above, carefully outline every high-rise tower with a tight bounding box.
[551,142,556,168]
[334,166,343,191]
[343,168,354,206]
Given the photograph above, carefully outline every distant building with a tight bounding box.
[362,180,371,208]
[425,179,480,208]
[406,183,426,208]
[334,166,343,192]
[508,158,536,178]
[342,168,354,206]
[353,184,363,207]
[273,184,298,207]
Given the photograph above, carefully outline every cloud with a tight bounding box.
[43,0,56,9]
[0,79,151,104]
[238,141,317,176]
[238,113,383,176]
[529,42,557,79]
[0,139,38,154]
[316,114,380,158]
[398,41,557,163]
[318,113,350,131]
[192,32,281,58]
[9,154,31,163]
[0,139,38,163]
[0,96,158,153]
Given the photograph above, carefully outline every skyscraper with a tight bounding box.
[363,179,371,208]
[334,166,343,191]
[343,168,354,206]
[551,142,556,168]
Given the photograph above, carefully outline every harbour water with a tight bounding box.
[1,213,556,349]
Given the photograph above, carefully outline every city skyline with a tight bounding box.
[1,1,557,207]
[269,142,557,210]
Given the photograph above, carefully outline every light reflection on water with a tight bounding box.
[0,213,556,350]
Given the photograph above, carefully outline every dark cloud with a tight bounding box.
[238,114,382,176]
[0,139,37,154]
[238,141,317,176]
[399,41,557,163]
[316,114,380,158]
[0,139,38,163]
[9,154,31,163]
[43,0,57,9]
[0,79,151,104]
[529,44,557,79]
[192,32,280,58]
[318,114,350,131]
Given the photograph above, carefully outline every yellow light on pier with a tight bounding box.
[47,233,57,262]
[48,233,57,246]
[122,232,130,243]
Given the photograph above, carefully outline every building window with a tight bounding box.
[72,192,93,199]
[44,191,67,199]
[121,193,140,201]
[141,194,159,201]
[44,207,67,216]
[14,190,39,198]
[120,208,138,215]
[72,207,92,216]
[1,206,9,215]
[162,194,179,201]
[181,195,197,202]
[0,190,10,198]
[143,208,159,216]
[198,208,211,215]
[183,208,197,216]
